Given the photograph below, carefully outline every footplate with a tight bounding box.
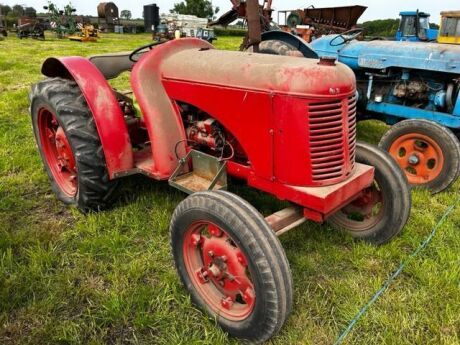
[169,150,227,194]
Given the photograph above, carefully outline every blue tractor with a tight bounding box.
[256,29,460,193]
[396,11,438,42]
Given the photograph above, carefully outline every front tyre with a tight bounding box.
[379,119,460,194]
[170,191,292,343]
[329,142,411,245]
[30,77,117,212]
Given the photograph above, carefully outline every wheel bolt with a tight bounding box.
[191,234,201,246]
[221,297,233,310]
[209,264,221,277]
[196,269,209,284]
[408,154,419,165]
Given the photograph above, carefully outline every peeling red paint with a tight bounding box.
[41,57,134,178]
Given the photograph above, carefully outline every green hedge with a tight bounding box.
[214,28,246,36]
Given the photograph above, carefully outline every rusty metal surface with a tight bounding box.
[246,0,262,51]
[97,2,119,21]
[302,5,367,29]
[169,150,227,194]
[265,207,304,232]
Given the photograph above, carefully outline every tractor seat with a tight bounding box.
[89,52,142,80]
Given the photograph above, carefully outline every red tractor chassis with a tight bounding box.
[41,38,373,223]
[31,38,411,343]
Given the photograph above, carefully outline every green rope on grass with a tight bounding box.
[334,196,460,345]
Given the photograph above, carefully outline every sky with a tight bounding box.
[2,0,459,24]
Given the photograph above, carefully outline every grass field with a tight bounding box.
[0,32,459,345]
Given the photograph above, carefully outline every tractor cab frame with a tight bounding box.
[439,11,460,45]
[396,11,438,42]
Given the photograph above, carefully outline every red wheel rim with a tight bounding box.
[37,107,77,197]
[183,221,256,321]
[389,133,444,185]
[332,181,384,232]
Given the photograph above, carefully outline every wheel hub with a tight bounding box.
[408,154,420,165]
[184,222,255,320]
[389,133,444,185]
[55,127,76,172]
[37,107,77,197]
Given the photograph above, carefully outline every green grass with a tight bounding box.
[0,33,459,345]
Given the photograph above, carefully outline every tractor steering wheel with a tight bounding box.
[329,28,364,47]
[129,40,169,62]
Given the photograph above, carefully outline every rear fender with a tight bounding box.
[261,31,318,58]
[41,57,134,178]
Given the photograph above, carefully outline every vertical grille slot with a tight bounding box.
[308,95,357,183]
[348,94,357,168]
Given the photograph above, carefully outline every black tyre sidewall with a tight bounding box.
[329,142,411,245]
[379,119,460,193]
[256,40,297,56]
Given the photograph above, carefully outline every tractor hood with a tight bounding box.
[311,36,460,74]
[159,48,355,98]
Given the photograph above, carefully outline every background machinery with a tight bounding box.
[29,38,410,343]
[43,2,78,38]
[396,11,438,42]
[97,2,119,32]
[17,16,46,40]
[278,5,367,43]
[438,11,460,44]
[68,23,99,42]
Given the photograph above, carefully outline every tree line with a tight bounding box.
[0,4,37,26]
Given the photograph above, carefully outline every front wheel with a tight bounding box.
[170,191,292,343]
[379,119,460,194]
[329,142,411,245]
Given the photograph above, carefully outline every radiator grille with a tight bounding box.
[308,94,357,182]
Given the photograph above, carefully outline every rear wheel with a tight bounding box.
[248,39,302,57]
[30,77,118,212]
[329,142,411,245]
[170,191,292,343]
[379,119,460,193]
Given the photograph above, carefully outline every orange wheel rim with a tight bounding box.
[389,133,444,185]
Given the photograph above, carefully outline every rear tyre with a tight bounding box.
[259,39,297,56]
[30,77,118,212]
[247,39,302,57]
[379,119,460,193]
[329,142,411,245]
[170,191,292,343]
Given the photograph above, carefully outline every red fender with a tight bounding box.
[41,57,133,179]
[130,38,213,179]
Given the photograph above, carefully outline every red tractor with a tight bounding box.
[30,38,411,343]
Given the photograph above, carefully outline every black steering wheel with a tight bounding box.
[129,40,169,62]
[329,28,364,47]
